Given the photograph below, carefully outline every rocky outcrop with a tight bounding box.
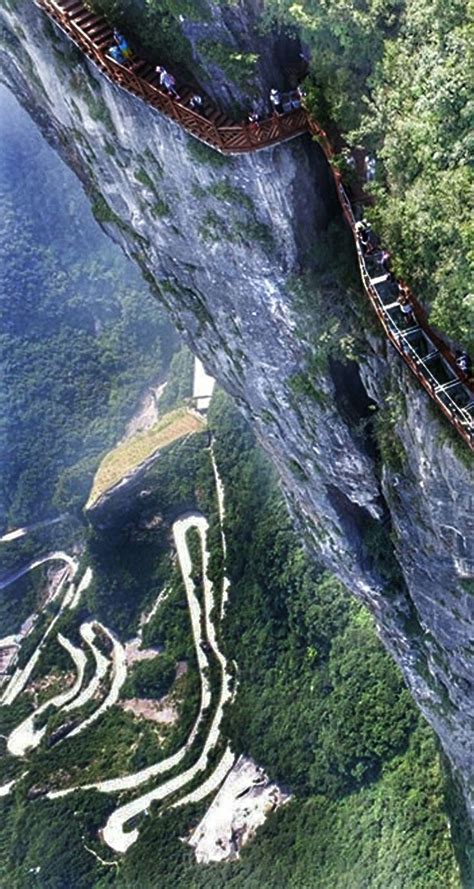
[188,754,291,862]
[1,0,473,838]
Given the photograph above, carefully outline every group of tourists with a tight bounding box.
[341,149,375,185]
[103,26,472,387]
[356,221,415,320]
[246,85,305,134]
[356,220,472,378]
[106,27,307,127]
[456,351,472,377]
[269,85,305,115]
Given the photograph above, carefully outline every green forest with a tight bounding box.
[0,393,465,888]
[266,0,473,352]
[0,85,177,530]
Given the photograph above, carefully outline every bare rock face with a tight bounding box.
[188,754,291,862]
[1,0,473,830]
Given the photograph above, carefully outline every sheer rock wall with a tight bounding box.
[1,0,473,829]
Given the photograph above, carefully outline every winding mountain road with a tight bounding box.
[0,516,66,544]
[62,621,109,713]
[48,517,214,799]
[0,552,77,592]
[66,625,126,738]
[7,634,87,757]
[4,455,236,850]
[101,511,233,853]
[1,555,79,707]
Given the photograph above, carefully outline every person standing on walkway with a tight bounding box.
[189,94,203,112]
[248,110,260,138]
[355,220,377,254]
[113,29,133,59]
[456,351,472,376]
[270,88,283,115]
[397,284,414,324]
[156,66,181,100]
[377,249,391,274]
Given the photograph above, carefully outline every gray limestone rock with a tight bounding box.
[1,0,473,840]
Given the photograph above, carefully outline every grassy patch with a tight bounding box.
[199,209,223,242]
[186,137,230,167]
[68,72,114,129]
[150,199,170,218]
[90,193,121,226]
[207,180,253,210]
[135,167,157,192]
[230,218,274,250]
[86,407,206,508]
[197,40,259,88]
[374,394,407,472]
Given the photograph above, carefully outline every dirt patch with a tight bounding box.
[175,660,188,679]
[27,671,75,696]
[43,565,70,605]
[0,645,18,674]
[124,639,161,667]
[119,697,178,724]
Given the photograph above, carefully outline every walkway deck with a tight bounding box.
[34,0,474,450]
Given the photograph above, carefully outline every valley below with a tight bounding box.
[0,1,472,885]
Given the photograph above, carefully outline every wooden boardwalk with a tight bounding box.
[35,0,474,450]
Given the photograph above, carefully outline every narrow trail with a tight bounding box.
[48,517,215,799]
[102,512,233,853]
[1,554,80,706]
[210,446,231,620]
[138,586,169,638]
[7,634,87,757]
[65,625,126,739]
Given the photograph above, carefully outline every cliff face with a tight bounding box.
[1,1,473,828]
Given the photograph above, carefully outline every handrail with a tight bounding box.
[33,0,474,450]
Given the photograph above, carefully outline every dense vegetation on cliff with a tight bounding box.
[88,0,472,353]
[268,0,473,352]
[0,86,176,529]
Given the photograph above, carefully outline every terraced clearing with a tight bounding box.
[86,407,206,509]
